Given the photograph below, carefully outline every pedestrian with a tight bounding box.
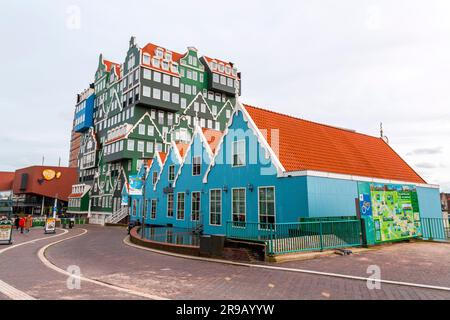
[19,216,25,234]
[14,215,20,230]
[25,215,33,233]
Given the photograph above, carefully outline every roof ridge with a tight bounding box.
[243,103,382,141]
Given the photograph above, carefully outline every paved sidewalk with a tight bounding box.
[44,225,450,300]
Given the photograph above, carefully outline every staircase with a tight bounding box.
[106,206,129,224]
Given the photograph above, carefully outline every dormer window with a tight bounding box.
[165,52,172,61]
[219,63,225,73]
[162,61,169,71]
[232,68,237,76]
[171,63,179,73]
[152,57,160,68]
[211,61,217,70]
[143,54,151,65]
[156,48,164,58]
[225,66,231,75]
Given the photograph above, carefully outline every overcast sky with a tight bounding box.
[0,0,449,191]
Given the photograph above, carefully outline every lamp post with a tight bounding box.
[140,154,150,239]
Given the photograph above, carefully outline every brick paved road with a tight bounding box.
[0,227,144,300]
[40,225,450,300]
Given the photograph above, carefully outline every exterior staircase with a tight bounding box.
[106,206,129,224]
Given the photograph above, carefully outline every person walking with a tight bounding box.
[25,215,33,233]
[14,215,20,230]
[18,216,25,234]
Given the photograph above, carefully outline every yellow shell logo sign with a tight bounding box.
[42,169,62,181]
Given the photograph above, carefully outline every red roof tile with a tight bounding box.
[244,104,426,184]
[175,143,190,158]
[0,172,15,191]
[141,43,184,76]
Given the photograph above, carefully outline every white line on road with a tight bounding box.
[123,236,450,293]
[0,229,69,300]
[37,228,169,300]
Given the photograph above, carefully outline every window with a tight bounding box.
[143,54,150,65]
[167,193,174,217]
[213,73,219,83]
[127,139,135,151]
[168,165,175,181]
[226,109,231,118]
[192,156,201,176]
[152,171,158,185]
[181,98,187,109]
[163,74,171,85]
[146,141,153,153]
[232,188,246,227]
[259,187,276,228]
[153,71,161,82]
[137,141,145,152]
[215,122,220,131]
[227,77,234,87]
[212,105,217,115]
[201,103,206,113]
[185,85,192,95]
[172,77,179,87]
[153,88,161,99]
[232,140,246,167]
[150,199,157,219]
[148,125,154,136]
[171,93,179,104]
[191,192,200,222]
[194,102,199,112]
[139,124,146,135]
[143,69,151,80]
[152,57,160,68]
[210,189,222,226]
[162,90,170,102]
[193,71,198,81]
[177,193,185,220]
[158,111,164,124]
[220,75,227,85]
[167,113,173,126]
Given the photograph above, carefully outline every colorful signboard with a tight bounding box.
[358,182,421,243]
[44,218,56,234]
[128,175,143,196]
[0,221,13,245]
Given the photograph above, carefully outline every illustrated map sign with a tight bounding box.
[44,218,56,234]
[0,221,13,245]
[128,174,143,196]
[358,182,421,243]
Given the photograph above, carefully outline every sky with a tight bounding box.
[0,0,449,191]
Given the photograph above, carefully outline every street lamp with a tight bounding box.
[140,153,151,239]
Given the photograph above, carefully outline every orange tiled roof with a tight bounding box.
[158,151,167,165]
[104,59,120,73]
[202,128,223,154]
[141,43,184,76]
[244,104,426,184]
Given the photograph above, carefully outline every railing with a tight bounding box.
[226,219,361,255]
[420,218,450,241]
[106,206,129,224]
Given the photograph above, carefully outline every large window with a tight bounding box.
[210,189,222,226]
[191,192,201,222]
[151,199,157,219]
[232,188,246,227]
[177,193,185,220]
[192,156,201,176]
[232,140,246,167]
[259,187,276,228]
[167,193,174,217]
[168,165,175,181]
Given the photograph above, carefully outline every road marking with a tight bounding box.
[123,236,450,293]
[0,280,35,300]
[0,229,69,300]
[38,228,169,300]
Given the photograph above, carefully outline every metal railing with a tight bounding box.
[226,219,361,255]
[420,218,450,241]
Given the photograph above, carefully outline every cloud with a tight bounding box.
[415,162,438,169]
[407,147,443,156]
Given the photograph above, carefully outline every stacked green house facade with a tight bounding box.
[68,37,240,225]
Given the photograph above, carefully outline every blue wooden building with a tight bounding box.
[127,102,442,246]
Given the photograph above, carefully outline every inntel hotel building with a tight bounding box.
[68,37,442,246]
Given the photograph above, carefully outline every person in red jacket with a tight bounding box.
[19,217,25,234]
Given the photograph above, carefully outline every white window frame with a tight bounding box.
[176,192,185,221]
[232,140,246,167]
[258,186,276,229]
[231,188,246,227]
[209,189,222,226]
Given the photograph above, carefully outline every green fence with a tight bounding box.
[226,219,361,255]
[61,218,87,225]
[420,218,450,241]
